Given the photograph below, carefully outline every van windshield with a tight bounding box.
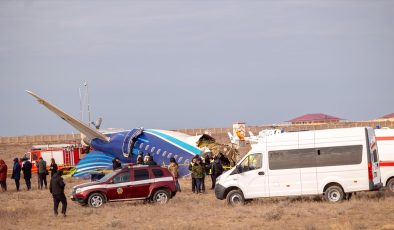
[240,153,262,172]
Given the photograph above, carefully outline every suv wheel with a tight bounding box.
[324,185,344,203]
[88,193,105,208]
[226,190,245,206]
[152,189,170,204]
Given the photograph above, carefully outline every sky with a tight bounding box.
[0,0,393,136]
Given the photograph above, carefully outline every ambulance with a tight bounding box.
[375,129,394,192]
[215,127,382,205]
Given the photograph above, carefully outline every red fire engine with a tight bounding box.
[28,144,84,173]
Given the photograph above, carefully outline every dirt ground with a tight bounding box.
[1,144,394,230]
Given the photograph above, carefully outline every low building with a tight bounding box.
[377,113,394,121]
[288,113,343,125]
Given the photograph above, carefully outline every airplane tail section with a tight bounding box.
[26,90,110,143]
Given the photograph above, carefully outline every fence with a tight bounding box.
[0,134,80,145]
[1,121,393,145]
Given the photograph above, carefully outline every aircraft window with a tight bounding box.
[145,145,150,151]
[139,143,144,149]
[174,155,178,159]
[157,149,161,155]
[178,157,183,162]
[162,151,167,157]
[151,147,155,153]
[167,153,172,158]
[184,159,189,165]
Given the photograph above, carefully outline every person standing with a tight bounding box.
[112,157,122,170]
[36,157,47,189]
[188,156,198,193]
[50,158,58,177]
[192,158,204,194]
[211,156,223,189]
[49,170,67,217]
[168,157,181,192]
[22,159,32,190]
[11,158,21,191]
[0,159,7,192]
[144,156,157,166]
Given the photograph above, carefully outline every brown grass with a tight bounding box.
[2,144,394,230]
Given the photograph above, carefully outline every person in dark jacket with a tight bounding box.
[50,158,58,177]
[136,152,144,165]
[36,157,47,189]
[50,170,67,217]
[112,158,122,170]
[0,159,8,192]
[11,158,21,191]
[144,156,157,166]
[22,160,32,190]
[211,156,223,189]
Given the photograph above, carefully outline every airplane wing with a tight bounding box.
[26,90,110,142]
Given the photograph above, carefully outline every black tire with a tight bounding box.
[88,193,105,208]
[152,189,170,204]
[386,178,394,193]
[226,190,245,206]
[324,185,344,203]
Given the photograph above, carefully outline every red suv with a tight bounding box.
[71,165,177,207]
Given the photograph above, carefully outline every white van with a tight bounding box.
[375,129,394,192]
[215,127,382,205]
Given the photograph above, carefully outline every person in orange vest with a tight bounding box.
[0,159,8,192]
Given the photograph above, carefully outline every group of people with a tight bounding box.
[0,157,67,217]
[0,157,59,192]
[189,154,223,194]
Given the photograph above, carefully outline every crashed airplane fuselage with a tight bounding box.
[27,91,214,177]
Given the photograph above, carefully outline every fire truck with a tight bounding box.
[27,144,85,173]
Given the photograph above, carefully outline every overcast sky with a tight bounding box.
[0,0,393,136]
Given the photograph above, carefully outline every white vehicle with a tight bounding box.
[215,127,382,204]
[375,129,394,192]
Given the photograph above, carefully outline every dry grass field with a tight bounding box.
[1,144,394,230]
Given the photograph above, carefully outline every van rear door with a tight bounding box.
[366,128,382,190]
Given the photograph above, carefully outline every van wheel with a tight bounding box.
[324,186,344,203]
[387,178,394,193]
[88,193,105,208]
[226,190,245,206]
[152,189,170,204]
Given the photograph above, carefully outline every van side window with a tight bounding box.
[240,153,262,172]
[113,171,131,184]
[269,145,363,170]
[372,150,378,163]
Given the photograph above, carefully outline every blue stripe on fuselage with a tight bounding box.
[145,129,200,155]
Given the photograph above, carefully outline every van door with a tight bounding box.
[366,128,382,189]
[236,153,268,199]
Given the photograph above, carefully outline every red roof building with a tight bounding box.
[288,113,343,124]
[380,113,394,119]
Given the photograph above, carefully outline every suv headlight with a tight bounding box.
[75,188,82,194]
